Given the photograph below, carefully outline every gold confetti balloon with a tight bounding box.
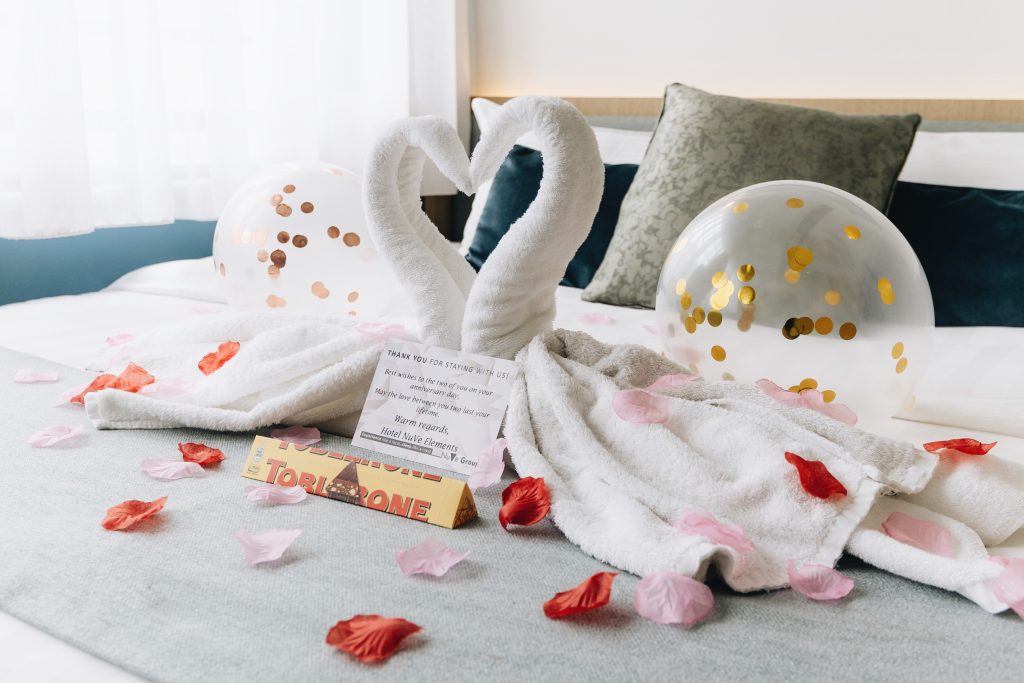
[656,180,934,419]
[212,162,395,316]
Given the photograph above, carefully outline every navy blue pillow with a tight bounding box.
[465,145,637,289]
[888,181,1024,326]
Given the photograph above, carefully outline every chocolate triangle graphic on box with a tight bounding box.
[325,461,361,505]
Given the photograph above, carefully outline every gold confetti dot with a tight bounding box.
[327,226,340,239]
[796,317,814,335]
[896,357,908,374]
[311,281,330,299]
[877,277,895,305]
[711,271,728,288]
[267,265,280,278]
[711,345,727,362]
[257,249,268,263]
[283,184,295,193]
[839,322,857,340]
[342,232,361,247]
[270,194,283,206]
[845,225,862,240]
[218,263,226,276]
[708,311,723,327]
[782,318,800,340]
[692,307,706,324]
[710,280,735,310]
[784,269,800,284]
[787,245,814,269]
[737,264,755,282]
[815,316,834,335]
[738,319,752,332]
[824,290,841,305]
[799,378,818,390]
[276,203,292,217]
[722,372,735,381]
[891,341,905,359]
[684,317,697,334]
[266,295,287,308]
[300,201,314,214]
[680,292,693,310]
[292,234,308,248]
[786,198,804,209]
[733,201,749,213]
[822,390,836,403]
[675,278,687,296]
[277,231,289,243]
[788,385,802,393]
[738,286,756,305]
[347,291,359,302]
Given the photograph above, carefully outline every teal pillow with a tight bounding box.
[465,145,638,289]
[888,181,1024,326]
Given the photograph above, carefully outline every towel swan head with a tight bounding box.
[363,96,604,359]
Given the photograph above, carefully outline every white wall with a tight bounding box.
[471,0,1024,99]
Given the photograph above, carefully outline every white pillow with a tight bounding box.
[460,97,653,254]
[898,132,1024,191]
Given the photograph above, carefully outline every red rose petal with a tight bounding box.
[178,442,225,466]
[498,476,551,529]
[70,373,119,404]
[114,362,155,392]
[784,452,847,499]
[543,571,619,619]
[198,340,240,375]
[101,496,167,531]
[922,438,996,456]
[325,615,421,663]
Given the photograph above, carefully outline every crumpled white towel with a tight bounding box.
[504,329,936,592]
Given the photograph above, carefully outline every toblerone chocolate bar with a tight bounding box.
[240,436,477,529]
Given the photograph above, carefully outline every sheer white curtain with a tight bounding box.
[0,0,467,239]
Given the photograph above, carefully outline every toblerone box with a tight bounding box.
[240,436,477,529]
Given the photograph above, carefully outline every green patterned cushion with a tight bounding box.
[583,84,920,308]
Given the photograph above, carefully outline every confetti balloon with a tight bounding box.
[213,162,395,316]
[656,180,934,419]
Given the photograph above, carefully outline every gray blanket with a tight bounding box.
[1,348,1021,682]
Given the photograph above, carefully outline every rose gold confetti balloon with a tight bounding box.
[656,180,934,419]
[213,162,395,316]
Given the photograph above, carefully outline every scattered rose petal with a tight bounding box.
[141,459,204,481]
[922,438,996,456]
[70,374,118,404]
[612,388,669,424]
[543,571,618,619]
[14,369,60,383]
[645,373,698,393]
[634,571,714,626]
[356,322,406,339]
[102,496,167,531]
[28,424,84,448]
[198,340,240,375]
[55,383,89,407]
[70,362,155,404]
[787,561,854,600]
[642,324,658,335]
[139,378,195,400]
[784,452,847,499]
[178,442,225,466]
[396,538,468,577]
[468,438,506,491]
[499,477,551,529]
[106,333,135,346]
[325,615,421,663]
[235,528,302,565]
[578,312,615,325]
[271,425,321,447]
[881,511,953,556]
[757,379,857,425]
[244,484,308,505]
[990,557,1024,618]
[673,509,755,553]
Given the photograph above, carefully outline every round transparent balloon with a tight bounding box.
[656,180,934,419]
[213,161,394,317]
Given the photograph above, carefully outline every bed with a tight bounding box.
[2,95,1024,681]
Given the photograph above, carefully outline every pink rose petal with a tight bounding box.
[645,373,698,393]
[756,379,857,426]
[612,389,669,424]
[673,509,755,554]
[881,511,953,557]
[235,528,302,565]
[28,424,84,448]
[396,538,468,577]
[243,484,308,505]
[468,438,506,492]
[990,557,1024,618]
[139,378,195,400]
[578,312,615,325]
[141,459,205,481]
[14,369,60,383]
[270,425,321,447]
[106,333,135,346]
[54,383,89,407]
[356,322,406,340]
[787,561,854,601]
[634,571,714,626]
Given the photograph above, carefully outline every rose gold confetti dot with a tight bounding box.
[266,295,287,308]
[276,204,292,217]
[347,291,359,303]
[710,345,727,362]
[786,198,804,209]
[267,265,280,278]
[342,232,361,247]
[300,202,314,214]
[283,184,295,193]
[327,226,340,239]
[271,250,287,268]
[896,357,908,374]
[815,317,834,335]
[311,281,330,299]
[277,231,289,243]
[270,194,283,206]
[839,322,857,340]
[219,263,226,276]
[292,234,308,248]
[256,250,268,263]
